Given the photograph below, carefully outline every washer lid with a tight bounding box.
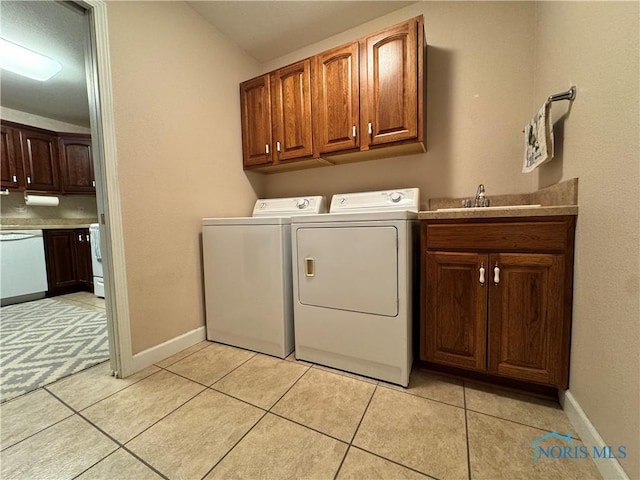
[330,188,419,213]
[252,196,326,217]
[202,216,292,226]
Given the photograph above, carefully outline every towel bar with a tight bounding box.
[548,86,576,103]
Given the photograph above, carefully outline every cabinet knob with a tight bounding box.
[265,143,270,155]
[26,176,31,185]
[368,122,373,135]
[494,263,500,285]
[92,180,96,188]
[276,141,281,152]
[352,125,357,138]
[78,234,83,242]
[12,175,17,183]
[479,263,485,286]
[86,234,90,242]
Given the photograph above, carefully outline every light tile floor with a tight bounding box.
[0,341,603,480]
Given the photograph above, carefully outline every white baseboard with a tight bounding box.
[560,390,630,480]
[130,326,206,373]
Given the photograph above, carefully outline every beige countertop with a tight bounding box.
[421,178,579,220]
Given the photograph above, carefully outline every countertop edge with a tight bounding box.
[418,205,578,220]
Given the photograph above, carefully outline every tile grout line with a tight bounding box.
[349,445,442,480]
[152,341,214,369]
[376,381,467,411]
[198,359,314,480]
[463,382,472,480]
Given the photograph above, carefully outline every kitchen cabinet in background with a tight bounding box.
[420,216,576,390]
[59,134,95,194]
[1,124,21,190]
[44,228,93,296]
[17,126,61,193]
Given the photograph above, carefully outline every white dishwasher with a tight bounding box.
[0,230,48,306]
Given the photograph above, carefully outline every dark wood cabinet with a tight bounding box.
[361,17,423,149]
[313,42,360,155]
[44,228,93,296]
[1,124,21,190]
[18,127,61,192]
[240,74,273,167]
[420,216,576,389]
[59,134,95,194]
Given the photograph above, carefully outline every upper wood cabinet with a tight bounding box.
[1,124,21,190]
[59,134,95,194]
[313,42,360,155]
[420,217,576,390]
[240,75,273,167]
[240,15,426,173]
[361,17,422,149]
[18,127,61,192]
[272,59,313,162]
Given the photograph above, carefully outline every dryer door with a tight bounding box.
[296,226,398,316]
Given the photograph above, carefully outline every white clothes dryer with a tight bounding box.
[291,189,419,386]
[202,196,325,358]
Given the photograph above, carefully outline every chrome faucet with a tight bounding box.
[474,184,490,207]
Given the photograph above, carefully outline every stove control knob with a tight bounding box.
[390,191,403,203]
[296,199,310,209]
[259,202,267,209]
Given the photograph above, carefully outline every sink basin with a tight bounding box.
[436,204,542,212]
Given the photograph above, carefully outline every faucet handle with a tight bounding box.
[462,199,472,208]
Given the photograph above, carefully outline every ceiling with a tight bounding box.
[0,1,412,128]
[188,1,414,63]
[0,1,90,127]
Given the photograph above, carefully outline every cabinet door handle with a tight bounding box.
[304,257,315,277]
[479,263,485,286]
[276,141,281,152]
[368,122,373,135]
[26,176,31,185]
[78,234,83,242]
[12,175,17,183]
[265,144,270,155]
[86,234,90,242]
[494,263,500,285]
[92,180,96,188]
[352,125,357,138]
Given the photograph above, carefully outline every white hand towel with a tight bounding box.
[523,101,554,173]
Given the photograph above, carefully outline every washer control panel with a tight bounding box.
[252,196,326,217]
[329,188,419,213]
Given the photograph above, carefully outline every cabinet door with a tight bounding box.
[240,75,273,167]
[313,43,360,154]
[59,135,94,194]
[424,252,488,370]
[488,253,565,386]
[74,229,93,286]
[44,230,79,291]
[1,125,21,189]
[18,128,61,192]
[362,18,418,147]
[272,59,313,161]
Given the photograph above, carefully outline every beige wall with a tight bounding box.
[106,2,262,353]
[261,2,537,208]
[534,2,640,478]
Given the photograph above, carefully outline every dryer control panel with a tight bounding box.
[252,196,326,217]
[329,188,419,213]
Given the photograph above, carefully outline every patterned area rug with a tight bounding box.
[0,298,109,402]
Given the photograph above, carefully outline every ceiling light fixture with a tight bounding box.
[0,38,62,81]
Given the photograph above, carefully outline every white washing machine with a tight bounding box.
[291,188,419,386]
[202,196,326,358]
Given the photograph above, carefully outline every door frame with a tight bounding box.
[79,0,133,377]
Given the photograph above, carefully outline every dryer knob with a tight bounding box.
[390,192,403,203]
[259,202,267,209]
[296,199,310,209]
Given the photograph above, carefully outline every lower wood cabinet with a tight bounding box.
[420,216,576,390]
[43,229,93,296]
